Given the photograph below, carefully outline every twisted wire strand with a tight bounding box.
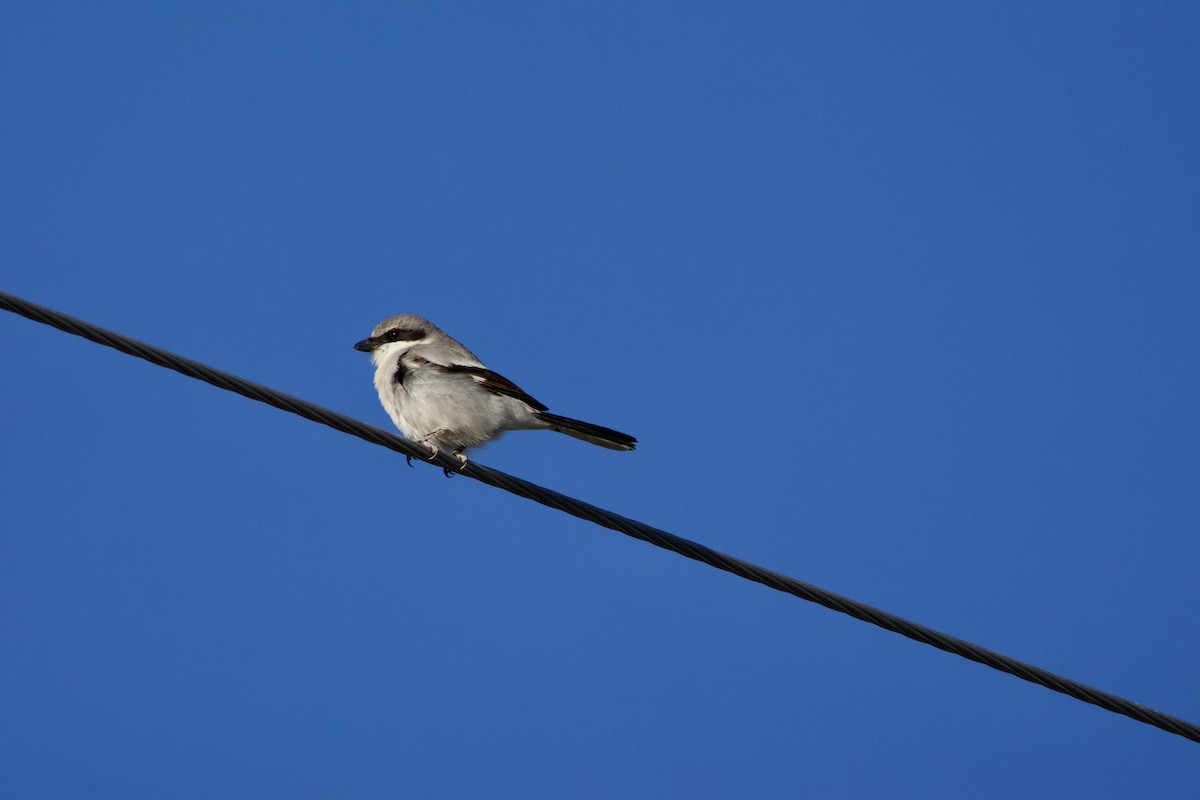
[2,289,1197,745]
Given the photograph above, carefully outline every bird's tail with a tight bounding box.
[535,412,637,451]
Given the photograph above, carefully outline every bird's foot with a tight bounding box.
[442,448,469,478]
[415,431,466,477]
[416,429,450,462]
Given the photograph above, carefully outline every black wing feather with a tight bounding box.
[425,361,549,411]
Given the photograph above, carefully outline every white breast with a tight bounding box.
[372,351,542,451]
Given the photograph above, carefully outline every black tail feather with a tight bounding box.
[536,412,637,451]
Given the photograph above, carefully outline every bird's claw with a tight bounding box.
[442,450,468,478]
[414,431,467,476]
[416,433,443,462]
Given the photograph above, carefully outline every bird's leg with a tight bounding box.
[415,430,466,476]
[416,429,450,460]
[442,446,469,478]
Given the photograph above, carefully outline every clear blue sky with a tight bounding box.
[3,2,1198,796]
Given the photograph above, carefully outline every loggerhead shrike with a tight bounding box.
[355,314,636,468]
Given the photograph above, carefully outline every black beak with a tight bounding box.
[354,338,377,352]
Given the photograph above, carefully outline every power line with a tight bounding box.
[2,288,1197,746]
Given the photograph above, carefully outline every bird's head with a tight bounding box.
[354,314,436,365]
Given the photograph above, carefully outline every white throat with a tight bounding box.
[370,340,419,368]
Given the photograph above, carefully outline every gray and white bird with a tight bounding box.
[354,314,636,466]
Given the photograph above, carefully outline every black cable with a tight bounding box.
[2,288,1197,745]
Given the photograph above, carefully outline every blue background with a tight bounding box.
[3,2,1198,796]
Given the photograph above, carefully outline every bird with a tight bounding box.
[354,314,636,470]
